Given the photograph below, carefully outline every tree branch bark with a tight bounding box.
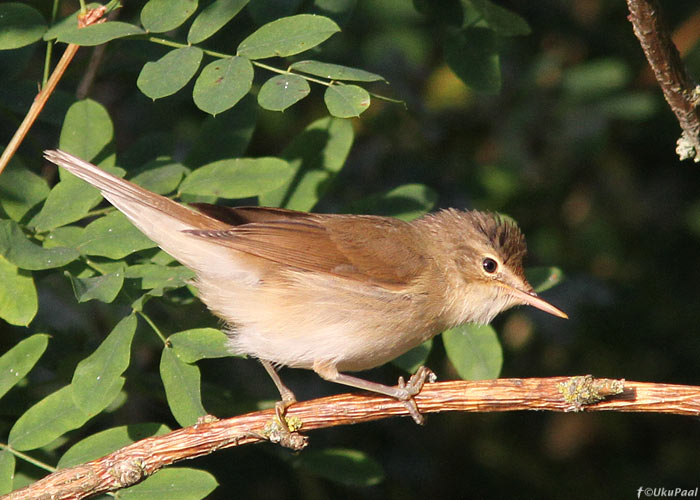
[3,376,699,500]
[626,0,700,162]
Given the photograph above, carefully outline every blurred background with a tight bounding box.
[1,0,699,498]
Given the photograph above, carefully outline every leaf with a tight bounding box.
[260,116,354,210]
[0,255,37,326]
[444,27,501,93]
[31,163,123,231]
[0,3,47,50]
[296,448,384,486]
[0,449,15,496]
[443,324,502,380]
[345,184,437,221]
[392,339,433,374]
[179,158,292,199]
[192,56,254,115]
[8,385,90,451]
[468,0,531,36]
[324,84,370,117]
[257,74,310,111]
[66,267,125,303]
[54,22,145,45]
[185,95,258,167]
[130,159,188,195]
[71,316,136,415]
[0,160,50,221]
[125,264,194,290]
[290,60,385,82]
[0,334,49,400]
[58,99,114,163]
[44,226,84,249]
[237,14,340,59]
[0,220,79,270]
[141,0,198,33]
[160,348,206,427]
[562,58,631,101]
[188,0,249,43]
[58,423,171,469]
[120,468,218,499]
[138,47,203,100]
[525,266,565,293]
[78,211,157,259]
[169,328,232,363]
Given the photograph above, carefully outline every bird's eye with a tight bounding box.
[482,257,498,274]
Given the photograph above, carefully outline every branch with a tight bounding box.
[3,376,699,500]
[626,0,700,162]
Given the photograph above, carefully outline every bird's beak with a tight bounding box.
[499,282,568,319]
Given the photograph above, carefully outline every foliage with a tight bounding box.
[1,0,699,499]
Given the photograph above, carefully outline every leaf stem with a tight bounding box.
[0,443,56,473]
[137,310,168,345]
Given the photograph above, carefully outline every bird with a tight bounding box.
[44,149,567,425]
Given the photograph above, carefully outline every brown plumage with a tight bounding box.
[44,149,566,424]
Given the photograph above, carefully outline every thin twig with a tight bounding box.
[2,376,699,500]
[626,0,700,162]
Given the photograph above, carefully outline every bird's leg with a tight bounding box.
[313,362,437,424]
[259,360,307,450]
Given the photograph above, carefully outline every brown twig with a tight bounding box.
[626,0,700,162]
[3,376,699,500]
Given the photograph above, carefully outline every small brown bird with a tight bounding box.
[44,149,567,424]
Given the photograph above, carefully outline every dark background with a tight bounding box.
[2,0,699,498]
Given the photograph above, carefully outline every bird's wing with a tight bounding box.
[185,209,428,289]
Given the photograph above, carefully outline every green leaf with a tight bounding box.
[179,158,292,199]
[58,99,114,163]
[192,56,254,115]
[260,116,353,210]
[8,385,90,451]
[160,348,206,427]
[296,448,384,486]
[346,184,437,221]
[443,324,502,380]
[468,0,530,36]
[54,22,145,45]
[188,0,249,43]
[444,27,501,93]
[324,84,370,117]
[0,160,50,221]
[138,47,203,100]
[392,339,432,374]
[0,220,79,270]
[0,3,47,50]
[257,74,310,111]
[0,449,15,496]
[237,14,340,59]
[290,60,385,82]
[71,316,136,415]
[169,328,232,363]
[125,264,194,290]
[29,180,100,231]
[525,266,565,293]
[66,268,125,303]
[78,211,157,259]
[185,95,258,167]
[562,58,631,101]
[43,2,101,40]
[0,334,49,400]
[120,468,218,499]
[0,255,37,326]
[130,159,188,195]
[44,226,84,249]
[58,423,170,469]
[141,0,198,33]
